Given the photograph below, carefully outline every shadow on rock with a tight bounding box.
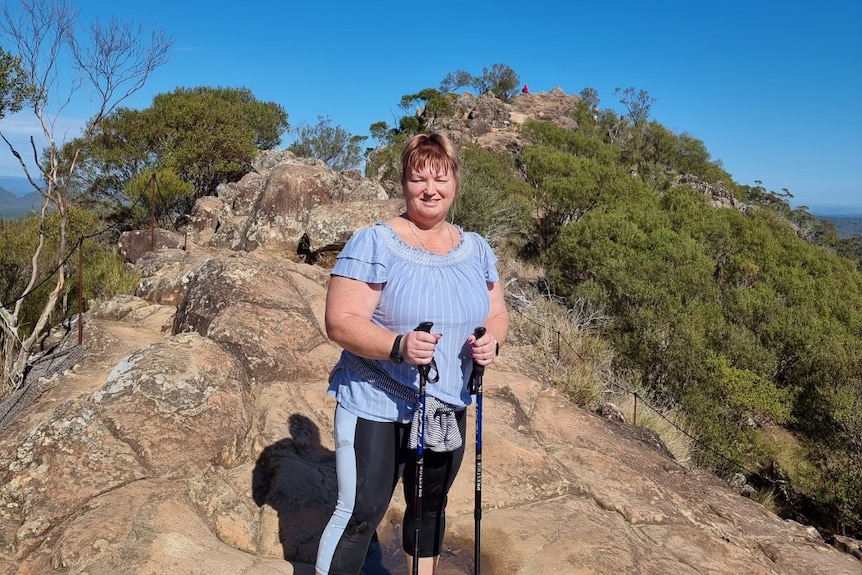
[253,413,336,566]
[252,413,396,574]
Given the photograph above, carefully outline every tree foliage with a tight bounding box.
[496,92,862,535]
[539,162,862,533]
[452,144,532,247]
[614,86,656,125]
[288,115,365,171]
[439,63,520,101]
[0,207,138,347]
[65,86,288,226]
[471,63,520,101]
[439,69,472,93]
[146,86,282,193]
[672,132,730,184]
[124,168,195,229]
[0,47,33,118]
[399,88,455,133]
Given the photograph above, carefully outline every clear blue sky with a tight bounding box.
[1,0,860,213]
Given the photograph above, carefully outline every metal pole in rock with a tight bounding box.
[77,237,83,345]
[150,173,156,251]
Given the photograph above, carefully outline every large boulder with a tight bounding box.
[133,247,214,307]
[0,331,251,563]
[185,195,225,247]
[172,250,332,383]
[304,199,403,254]
[241,163,336,253]
[118,228,186,264]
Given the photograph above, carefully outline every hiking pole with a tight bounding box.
[468,326,486,575]
[413,321,436,575]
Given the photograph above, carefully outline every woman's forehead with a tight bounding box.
[407,159,452,175]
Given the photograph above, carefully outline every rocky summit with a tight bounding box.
[1,89,861,574]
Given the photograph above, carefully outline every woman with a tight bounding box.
[315,133,508,575]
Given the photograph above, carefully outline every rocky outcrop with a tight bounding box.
[173,153,391,261]
[677,173,740,209]
[171,250,333,383]
[1,248,860,573]
[422,88,582,157]
[160,87,746,266]
[305,199,403,254]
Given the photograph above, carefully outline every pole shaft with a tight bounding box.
[472,326,486,575]
[413,321,434,575]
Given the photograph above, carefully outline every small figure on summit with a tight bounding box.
[521,84,529,93]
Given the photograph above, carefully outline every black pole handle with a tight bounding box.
[473,327,486,375]
[468,327,486,394]
[416,321,433,333]
[415,322,438,383]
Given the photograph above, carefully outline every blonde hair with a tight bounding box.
[400,133,460,191]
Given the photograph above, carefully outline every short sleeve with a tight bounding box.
[469,232,500,283]
[331,225,390,284]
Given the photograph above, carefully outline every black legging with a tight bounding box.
[316,405,466,575]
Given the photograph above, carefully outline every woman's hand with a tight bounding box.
[401,328,441,366]
[468,332,498,366]
[468,280,509,367]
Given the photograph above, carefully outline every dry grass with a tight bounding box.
[754,424,819,491]
[754,487,778,512]
[500,255,696,467]
[86,252,141,300]
[500,256,613,407]
[612,387,695,467]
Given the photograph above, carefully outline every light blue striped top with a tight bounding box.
[327,222,499,423]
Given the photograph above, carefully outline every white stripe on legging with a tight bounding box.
[314,405,358,575]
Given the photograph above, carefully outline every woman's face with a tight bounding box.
[402,164,457,224]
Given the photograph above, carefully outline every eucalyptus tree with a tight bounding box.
[614,86,655,125]
[65,86,288,225]
[289,115,364,171]
[439,63,520,101]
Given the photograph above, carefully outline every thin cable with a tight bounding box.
[508,302,782,486]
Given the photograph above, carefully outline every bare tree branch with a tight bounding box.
[0,0,172,393]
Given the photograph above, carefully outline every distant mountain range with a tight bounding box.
[0,176,41,220]
[0,175,39,197]
[822,216,862,239]
[805,204,862,217]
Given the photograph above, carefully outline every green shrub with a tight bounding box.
[81,248,140,303]
[453,144,532,247]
